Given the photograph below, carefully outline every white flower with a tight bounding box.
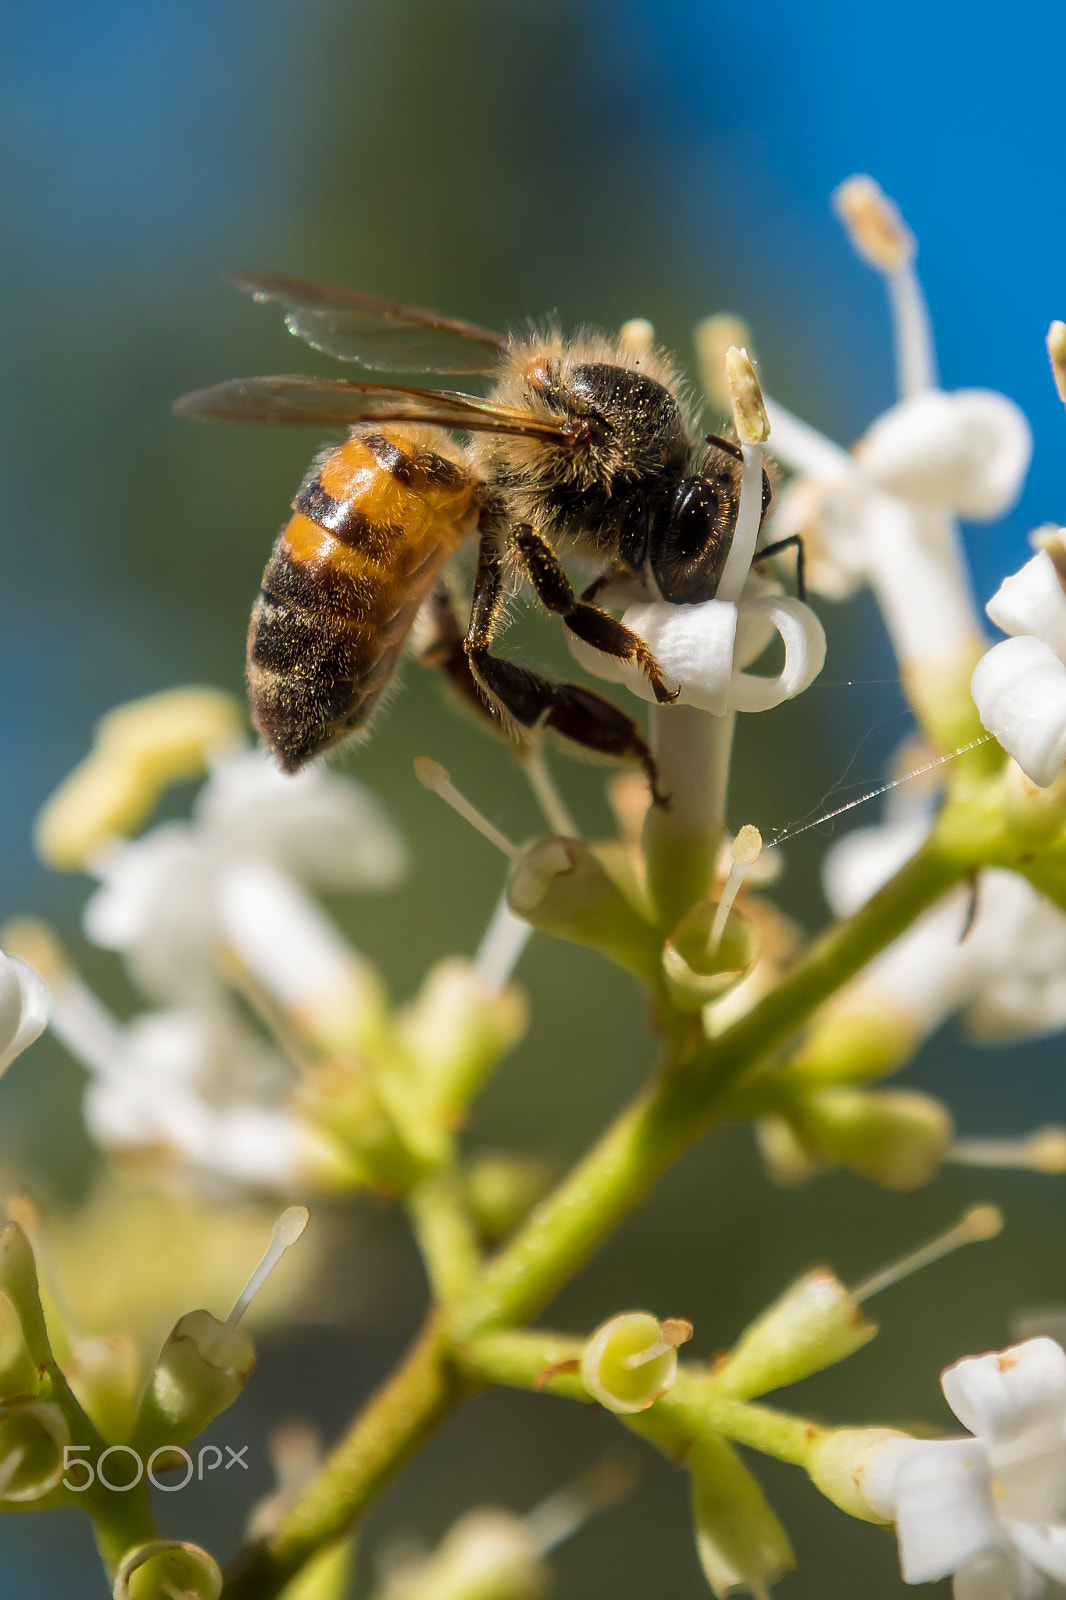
[82,747,406,1005]
[0,949,49,1075]
[569,571,826,717]
[763,179,1030,669]
[861,1337,1066,1597]
[822,785,1066,1043]
[972,535,1066,786]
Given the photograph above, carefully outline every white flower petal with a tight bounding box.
[847,897,975,1033]
[569,598,739,713]
[202,1106,301,1187]
[0,954,50,1074]
[972,637,1066,787]
[942,1340,1066,1452]
[197,750,407,892]
[729,595,827,712]
[954,1549,1047,1600]
[1008,1524,1066,1586]
[892,1440,1003,1584]
[987,549,1066,659]
[860,390,1032,519]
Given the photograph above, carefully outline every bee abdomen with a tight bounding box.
[247,426,477,772]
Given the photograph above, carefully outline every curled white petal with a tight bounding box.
[942,1340,1066,1454]
[860,389,1032,519]
[986,548,1066,658]
[197,750,407,891]
[891,1440,1003,1584]
[953,1548,1047,1600]
[569,598,738,713]
[0,954,50,1074]
[972,637,1066,787]
[729,595,827,711]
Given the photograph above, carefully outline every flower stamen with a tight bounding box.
[227,1205,309,1327]
[946,1127,1066,1173]
[709,825,763,951]
[414,758,521,860]
[850,1202,1003,1304]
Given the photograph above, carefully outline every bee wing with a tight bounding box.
[231,272,508,373]
[173,374,573,440]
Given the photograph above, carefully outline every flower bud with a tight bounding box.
[790,996,921,1085]
[380,1509,546,1600]
[805,1428,904,1523]
[36,689,243,870]
[580,1312,691,1414]
[462,1154,551,1242]
[66,1334,140,1443]
[754,1117,825,1187]
[795,1086,953,1190]
[713,1271,876,1399]
[135,1310,254,1449]
[113,1540,222,1600]
[0,1399,68,1501]
[690,1435,794,1597]
[0,948,49,1077]
[0,1292,37,1398]
[398,960,528,1117]
[662,901,759,1012]
[507,839,661,982]
[0,1222,51,1368]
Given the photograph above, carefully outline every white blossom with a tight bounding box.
[0,949,49,1075]
[861,1337,1066,1597]
[764,181,1030,670]
[822,784,1066,1043]
[972,536,1066,786]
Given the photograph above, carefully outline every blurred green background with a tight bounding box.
[2,1,1065,1594]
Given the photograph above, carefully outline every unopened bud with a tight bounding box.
[398,960,528,1117]
[662,899,759,1013]
[0,1223,51,1368]
[581,1312,690,1414]
[0,1399,68,1501]
[790,997,921,1085]
[806,1427,905,1523]
[380,1510,546,1600]
[833,175,915,272]
[136,1310,255,1449]
[0,1293,36,1399]
[66,1334,140,1443]
[618,318,655,358]
[725,347,770,444]
[507,839,661,982]
[714,1270,875,1400]
[36,688,242,870]
[796,1086,953,1190]
[690,1435,794,1598]
[695,314,752,413]
[754,1117,825,1187]
[113,1539,222,1600]
[462,1154,551,1242]
[1048,321,1066,405]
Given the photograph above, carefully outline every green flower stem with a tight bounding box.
[406,1171,482,1304]
[223,1312,466,1600]
[458,1331,822,1467]
[452,836,963,1341]
[222,819,978,1598]
[88,1479,159,1578]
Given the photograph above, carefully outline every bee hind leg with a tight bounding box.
[415,581,505,733]
[463,527,668,805]
[510,524,679,705]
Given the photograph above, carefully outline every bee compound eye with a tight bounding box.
[668,478,720,562]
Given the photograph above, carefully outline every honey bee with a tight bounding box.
[176,275,787,800]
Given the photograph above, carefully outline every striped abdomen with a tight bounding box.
[248,425,479,770]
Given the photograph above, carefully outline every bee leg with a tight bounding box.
[510,524,679,705]
[579,561,632,605]
[464,528,668,803]
[753,532,807,603]
[415,582,505,733]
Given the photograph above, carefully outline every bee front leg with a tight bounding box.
[463,526,668,804]
[510,524,679,705]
